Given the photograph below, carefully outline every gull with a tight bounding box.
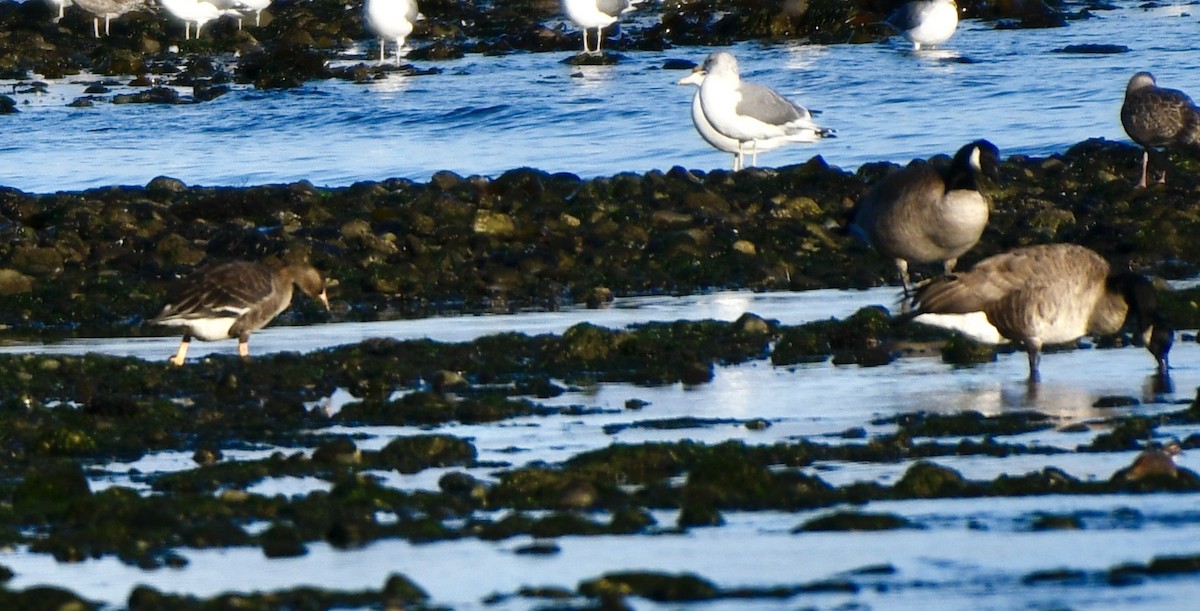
[846,140,1000,295]
[44,0,72,21]
[900,243,1172,382]
[365,0,420,65]
[563,0,643,55]
[1120,71,1200,188]
[696,51,833,168]
[72,0,144,37]
[212,0,270,28]
[888,0,959,50]
[151,261,330,366]
[677,69,790,171]
[160,0,240,39]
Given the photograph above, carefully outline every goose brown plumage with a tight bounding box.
[151,261,330,366]
[900,243,1172,382]
[847,140,1000,295]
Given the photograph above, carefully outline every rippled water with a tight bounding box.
[2,2,1199,191]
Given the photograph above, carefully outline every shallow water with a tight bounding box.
[8,288,1200,608]
[3,2,1199,191]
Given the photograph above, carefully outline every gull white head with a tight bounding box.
[701,51,740,82]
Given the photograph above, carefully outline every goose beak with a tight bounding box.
[1147,319,1173,375]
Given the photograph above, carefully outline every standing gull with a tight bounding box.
[44,0,71,21]
[696,51,833,169]
[151,261,330,366]
[161,0,239,39]
[73,0,143,37]
[365,0,420,65]
[1120,71,1200,188]
[678,70,790,171]
[888,0,959,50]
[846,140,1000,295]
[900,243,1172,382]
[563,0,642,55]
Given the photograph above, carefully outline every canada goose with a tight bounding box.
[563,0,642,55]
[846,140,1000,294]
[677,69,791,171]
[888,0,959,50]
[1121,71,1200,188]
[696,52,834,167]
[151,261,330,366]
[365,0,420,65]
[901,243,1172,381]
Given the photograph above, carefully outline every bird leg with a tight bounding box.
[169,336,192,367]
[1137,149,1150,189]
[93,17,100,38]
[238,336,251,360]
[895,259,913,297]
[942,258,957,276]
[105,15,111,36]
[379,38,386,63]
[1025,341,1042,383]
[751,140,760,167]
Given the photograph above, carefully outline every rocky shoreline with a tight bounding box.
[0,136,1197,606]
[0,137,1198,339]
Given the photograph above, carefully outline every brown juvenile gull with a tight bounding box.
[1120,71,1200,188]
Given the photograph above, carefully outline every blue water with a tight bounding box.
[1,1,1197,192]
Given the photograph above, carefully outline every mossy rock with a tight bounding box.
[894,461,967,498]
[795,510,919,532]
[578,572,719,602]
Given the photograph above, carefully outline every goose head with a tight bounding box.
[1112,272,1172,374]
[947,139,1001,190]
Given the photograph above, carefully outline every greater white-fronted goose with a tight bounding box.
[1121,71,1200,188]
[365,0,419,65]
[888,0,959,50]
[697,51,834,166]
[847,140,999,294]
[151,261,330,366]
[902,243,1172,381]
[563,0,642,55]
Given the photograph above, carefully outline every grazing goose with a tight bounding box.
[1120,71,1200,188]
[563,0,642,55]
[888,0,958,50]
[677,69,790,171]
[846,140,1000,294]
[901,243,1172,382]
[72,0,144,37]
[365,0,420,65]
[151,261,330,366]
[697,52,834,167]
